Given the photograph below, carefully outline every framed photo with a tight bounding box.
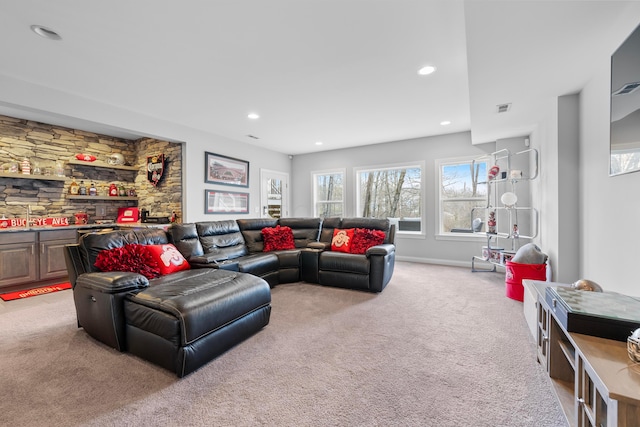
[205,151,249,187]
[205,190,249,214]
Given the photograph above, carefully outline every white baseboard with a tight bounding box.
[395,256,471,268]
[396,256,508,271]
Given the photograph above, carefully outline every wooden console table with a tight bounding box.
[527,280,640,427]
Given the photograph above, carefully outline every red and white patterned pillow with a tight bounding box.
[331,228,354,253]
[144,244,191,275]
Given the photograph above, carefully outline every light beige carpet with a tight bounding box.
[0,262,566,426]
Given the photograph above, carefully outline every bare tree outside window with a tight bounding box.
[440,160,488,233]
[313,171,344,217]
[357,166,422,231]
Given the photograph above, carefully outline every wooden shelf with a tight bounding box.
[0,173,67,182]
[536,282,640,427]
[558,340,576,370]
[67,195,138,201]
[67,159,139,171]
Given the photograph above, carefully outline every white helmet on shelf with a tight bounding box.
[107,153,125,165]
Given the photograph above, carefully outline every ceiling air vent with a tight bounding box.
[496,103,511,113]
[612,82,640,96]
[246,134,260,140]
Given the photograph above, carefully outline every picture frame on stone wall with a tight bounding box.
[205,190,249,214]
[204,152,249,187]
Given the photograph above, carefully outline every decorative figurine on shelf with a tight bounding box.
[55,161,65,177]
[571,279,603,292]
[78,180,87,195]
[109,183,118,197]
[118,184,127,197]
[170,211,177,223]
[488,165,500,180]
[487,211,497,234]
[69,177,79,195]
[512,224,519,238]
[21,158,31,175]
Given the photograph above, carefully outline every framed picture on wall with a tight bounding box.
[204,152,249,187]
[205,190,249,214]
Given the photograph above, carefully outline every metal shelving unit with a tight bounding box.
[471,148,539,272]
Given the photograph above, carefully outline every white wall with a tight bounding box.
[291,131,501,265]
[535,95,580,284]
[580,46,640,297]
[538,9,640,295]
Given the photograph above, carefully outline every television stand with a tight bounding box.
[526,280,640,427]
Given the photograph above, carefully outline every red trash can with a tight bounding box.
[504,261,547,302]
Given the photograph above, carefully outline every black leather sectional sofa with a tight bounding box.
[169,216,395,292]
[64,217,395,377]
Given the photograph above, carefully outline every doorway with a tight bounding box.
[260,169,289,219]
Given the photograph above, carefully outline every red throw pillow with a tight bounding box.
[331,228,354,253]
[94,244,161,279]
[262,225,295,252]
[144,244,191,275]
[350,228,386,254]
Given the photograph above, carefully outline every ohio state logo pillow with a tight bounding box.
[331,228,354,253]
[144,244,191,275]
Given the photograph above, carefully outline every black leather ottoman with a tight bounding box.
[124,269,271,377]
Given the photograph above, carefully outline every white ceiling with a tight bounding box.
[0,0,637,155]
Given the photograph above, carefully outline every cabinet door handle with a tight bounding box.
[41,243,45,254]
[576,397,585,405]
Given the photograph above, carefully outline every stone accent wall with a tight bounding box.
[134,138,183,221]
[0,115,182,223]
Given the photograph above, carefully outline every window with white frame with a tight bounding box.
[437,157,488,234]
[355,163,423,233]
[312,169,345,218]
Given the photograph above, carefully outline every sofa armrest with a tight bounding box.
[189,253,223,265]
[366,243,395,257]
[76,272,149,294]
[307,241,329,250]
[64,243,86,289]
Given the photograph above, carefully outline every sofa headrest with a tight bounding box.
[79,228,168,272]
[196,220,240,236]
[278,217,322,248]
[168,223,204,259]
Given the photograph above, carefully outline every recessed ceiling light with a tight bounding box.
[440,120,451,126]
[30,25,62,41]
[315,141,323,146]
[247,113,260,119]
[418,65,436,76]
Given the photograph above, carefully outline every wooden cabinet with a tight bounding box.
[532,281,640,427]
[0,229,76,290]
[38,229,77,281]
[536,297,550,372]
[0,232,37,288]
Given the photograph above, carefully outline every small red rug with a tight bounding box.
[0,282,72,301]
